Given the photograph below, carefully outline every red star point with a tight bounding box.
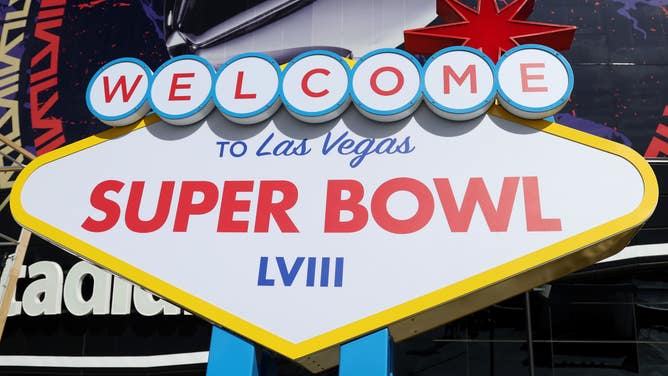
[404,0,576,62]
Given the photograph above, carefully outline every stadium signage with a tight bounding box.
[1,259,186,317]
[86,45,574,126]
[12,44,657,371]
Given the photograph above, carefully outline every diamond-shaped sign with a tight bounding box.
[10,105,656,372]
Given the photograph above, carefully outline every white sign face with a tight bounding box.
[10,105,656,364]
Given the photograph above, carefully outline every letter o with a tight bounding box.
[371,178,434,234]
[230,141,247,157]
[370,66,404,96]
[351,49,422,123]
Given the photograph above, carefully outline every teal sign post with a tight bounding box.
[207,327,393,376]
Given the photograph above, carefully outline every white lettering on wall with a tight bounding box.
[22,261,63,316]
[1,258,186,317]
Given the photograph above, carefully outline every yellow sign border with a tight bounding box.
[9,105,658,365]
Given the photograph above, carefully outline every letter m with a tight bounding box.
[443,64,477,94]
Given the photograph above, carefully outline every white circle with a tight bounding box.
[282,54,349,116]
[352,53,421,113]
[215,56,279,118]
[497,49,570,110]
[424,50,495,112]
[150,58,213,118]
[88,61,150,119]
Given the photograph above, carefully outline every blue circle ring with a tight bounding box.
[349,48,423,117]
[148,54,215,121]
[85,57,153,122]
[213,52,282,120]
[421,46,498,115]
[496,44,574,114]
[279,50,351,119]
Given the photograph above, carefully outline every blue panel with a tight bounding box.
[340,329,393,376]
[206,326,258,376]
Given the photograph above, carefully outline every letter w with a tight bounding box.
[434,177,519,232]
[103,75,143,103]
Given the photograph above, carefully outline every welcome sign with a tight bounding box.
[86,45,573,127]
[10,44,657,372]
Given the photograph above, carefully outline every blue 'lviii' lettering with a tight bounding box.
[257,256,344,287]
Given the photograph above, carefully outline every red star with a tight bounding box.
[404,0,576,62]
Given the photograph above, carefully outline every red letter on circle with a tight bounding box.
[370,66,404,96]
[103,75,144,103]
[234,71,257,99]
[168,72,195,101]
[443,65,477,94]
[520,63,548,93]
[301,68,330,98]
[371,178,434,234]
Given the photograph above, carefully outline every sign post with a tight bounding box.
[0,229,31,340]
[207,326,260,376]
[340,330,393,376]
[0,136,34,342]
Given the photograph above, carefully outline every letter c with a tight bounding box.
[301,68,330,98]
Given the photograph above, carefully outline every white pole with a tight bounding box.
[0,228,31,341]
[0,134,35,342]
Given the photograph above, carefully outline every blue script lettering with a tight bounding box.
[256,132,311,157]
[322,131,415,168]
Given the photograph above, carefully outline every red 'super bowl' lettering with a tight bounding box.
[81,177,561,235]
